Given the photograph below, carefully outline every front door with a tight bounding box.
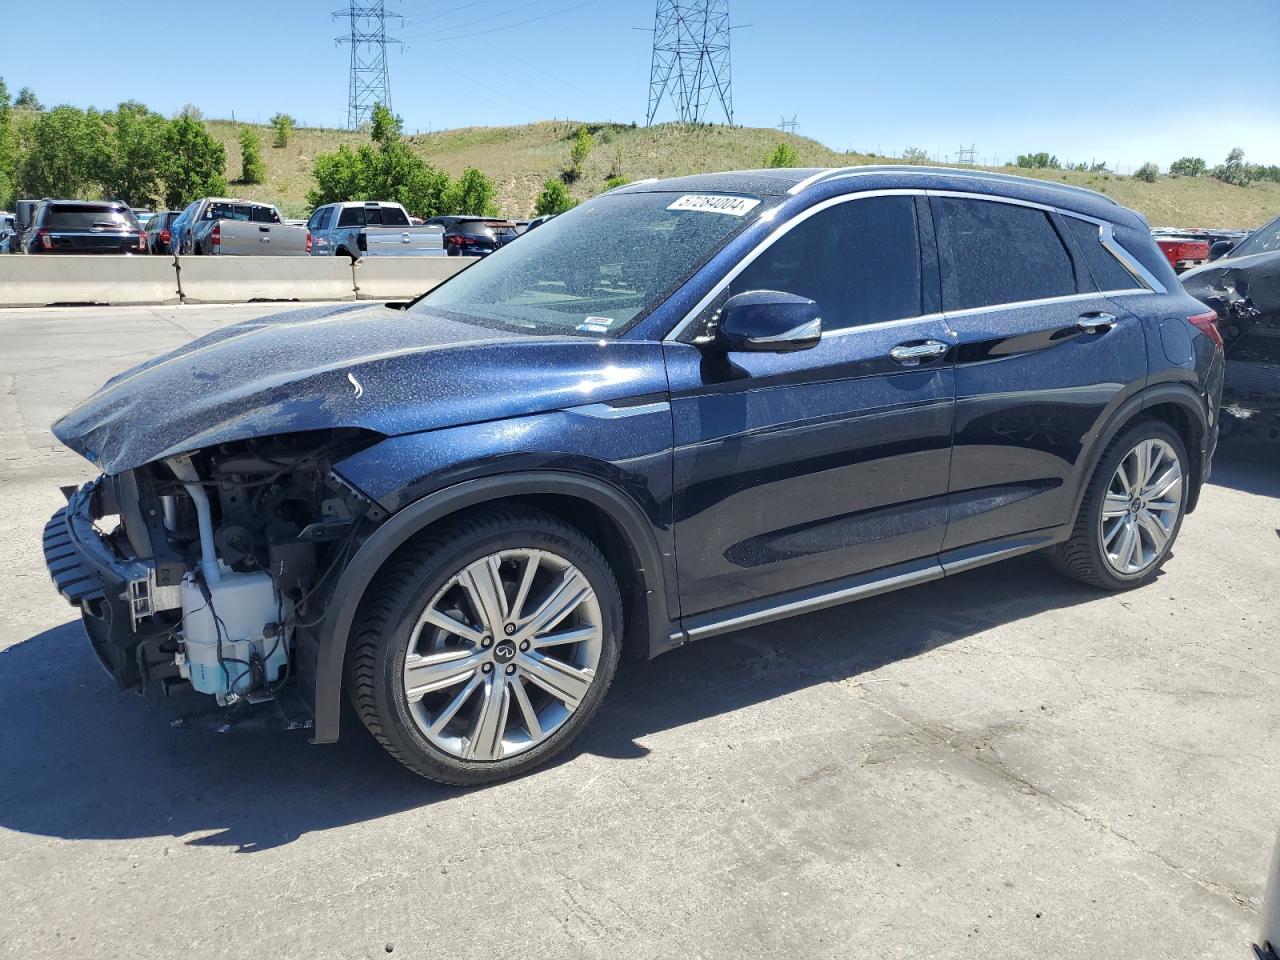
[666,194,956,619]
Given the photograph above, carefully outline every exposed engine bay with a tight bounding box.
[56,430,378,708]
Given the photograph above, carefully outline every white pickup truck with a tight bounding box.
[177,198,311,256]
[306,201,445,258]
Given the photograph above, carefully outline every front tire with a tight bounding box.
[346,507,623,785]
[1051,420,1188,590]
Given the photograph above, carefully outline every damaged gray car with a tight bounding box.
[1181,213,1280,439]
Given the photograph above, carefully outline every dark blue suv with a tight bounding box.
[44,166,1224,784]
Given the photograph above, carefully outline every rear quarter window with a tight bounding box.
[338,207,364,227]
[933,197,1077,310]
[381,206,410,227]
[1062,216,1145,291]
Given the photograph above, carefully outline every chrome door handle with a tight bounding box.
[1077,313,1116,333]
[890,340,949,365]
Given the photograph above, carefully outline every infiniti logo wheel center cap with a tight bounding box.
[493,641,517,664]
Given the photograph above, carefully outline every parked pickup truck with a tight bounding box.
[306,201,445,258]
[177,198,311,256]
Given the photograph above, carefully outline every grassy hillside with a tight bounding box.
[206,119,1280,228]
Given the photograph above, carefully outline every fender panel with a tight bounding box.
[309,470,672,744]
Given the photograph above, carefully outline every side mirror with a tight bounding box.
[715,290,822,353]
[1209,239,1235,262]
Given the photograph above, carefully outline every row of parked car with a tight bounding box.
[0,197,555,258]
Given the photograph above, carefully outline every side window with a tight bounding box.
[306,207,328,231]
[932,197,1076,310]
[338,207,364,228]
[729,195,922,332]
[382,205,410,227]
[1061,216,1145,291]
[365,205,384,225]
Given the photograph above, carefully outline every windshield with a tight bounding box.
[42,205,137,230]
[412,191,767,337]
[1231,215,1280,258]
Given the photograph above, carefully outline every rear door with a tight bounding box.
[930,193,1148,554]
[667,194,956,620]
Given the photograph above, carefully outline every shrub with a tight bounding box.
[569,124,593,180]
[269,113,295,149]
[1134,162,1159,183]
[14,86,42,111]
[764,142,799,168]
[603,175,628,191]
[443,166,498,216]
[535,177,576,216]
[1212,147,1250,187]
[17,105,111,200]
[902,146,930,164]
[1169,156,1206,178]
[239,127,266,185]
[1016,152,1061,170]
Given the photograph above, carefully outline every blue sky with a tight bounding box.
[4,0,1278,170]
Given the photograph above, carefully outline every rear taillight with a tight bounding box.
[161,228,170,244]
[1188,310,1224,349]
[305,231,313,254]
[137,234,147,252]
[37,229,51,250]
[446,234,475,247]
[211,223,220,248]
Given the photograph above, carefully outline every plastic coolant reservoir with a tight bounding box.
[178,570,291,703]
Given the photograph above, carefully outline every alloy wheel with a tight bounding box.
[402,548,603,762]
[1099,438,1183,575]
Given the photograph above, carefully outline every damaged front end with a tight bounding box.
[43,430,382,713]
[1181,246,1280,440]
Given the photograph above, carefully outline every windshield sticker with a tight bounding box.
[667,194,761,217]
[577,316,616,334]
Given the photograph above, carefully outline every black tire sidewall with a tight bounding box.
[366,519,622,784]
[1080,420,1189,589]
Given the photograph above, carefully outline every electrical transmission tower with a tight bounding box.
[777,115,798,134]
[334,2,401,130]
[955,144,977,166]
[646,1,734,126]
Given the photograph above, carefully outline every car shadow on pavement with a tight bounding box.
[0,553,1104,851]
[1209,437,1280,500]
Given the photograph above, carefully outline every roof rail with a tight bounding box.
[788,165,1117,205]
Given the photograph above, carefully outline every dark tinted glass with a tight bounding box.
[1062,215,1143,291]
[42,204,136,230]
[338,207,364,227]
[250,205,280,223]
[729,195,922,331]
[365,206,384,225]
[459,221,494,236]
[381,206,410,226]
[933,198,1076,310]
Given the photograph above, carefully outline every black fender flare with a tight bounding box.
[310,470,671,743]
[1068,380,1210,523]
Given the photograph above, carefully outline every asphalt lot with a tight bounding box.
[1,303,1278,960]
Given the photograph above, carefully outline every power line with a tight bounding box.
[334,2,402,130]
[646,1,734,126]
[402,0,599,45]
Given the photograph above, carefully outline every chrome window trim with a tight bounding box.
[566,401,671,420]
[663,188,1161,343]
[792,166,1119,208]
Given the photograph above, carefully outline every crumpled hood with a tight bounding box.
[53,301,667,475]
[1181,249,1280,320]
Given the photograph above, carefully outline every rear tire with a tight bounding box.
[346,507,622,785]
[1050,420,1188,590]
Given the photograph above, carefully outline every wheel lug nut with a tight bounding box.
[505,664,516,675]
[482,663,492,674]
[519,640,530,652]
[504,623,515,635]
[481,636,492,648]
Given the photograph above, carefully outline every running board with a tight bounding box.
[671,526,1069,646]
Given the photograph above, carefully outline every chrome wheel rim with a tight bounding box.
[1099,438,1183,575]
[402,549,602,762]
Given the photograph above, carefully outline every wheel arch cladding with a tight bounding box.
[308,471,671,744]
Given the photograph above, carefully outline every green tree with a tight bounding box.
[535,177,576,216]
[102,101,168,207]
[765,142,799,168]
[17,105,111,199]
[269,113,294,148]
[443,166,497,216]
[1134,162,1159,183]
[14,86,42,110]
[1169,156,1206,178]
[1212,147,1250,187]
[0,79,16,208]
[238,127,266,185]
[160,113,227,208]
[902,146,930,164]
[1016,152,1061,169]
[307,105,452,219]
[569,124,593,180]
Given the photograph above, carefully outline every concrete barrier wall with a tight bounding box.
[176,256,357,304]
[352,256,475,300]
[0,254,484,307]
[0,255,181,307]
